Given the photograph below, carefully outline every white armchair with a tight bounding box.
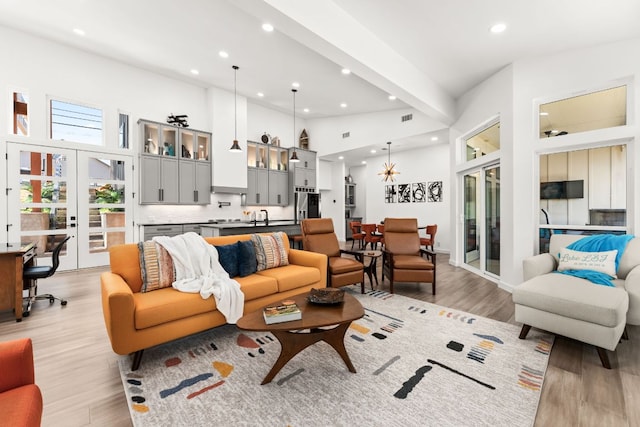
[513,233,640,368]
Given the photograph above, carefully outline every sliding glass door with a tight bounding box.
[463,164,500,278]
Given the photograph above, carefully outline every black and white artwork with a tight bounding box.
[412,182,426,202]
[385,185,396,203]
[428,181,443,202]
[398,184,411,203]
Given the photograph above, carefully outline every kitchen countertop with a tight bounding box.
[200,220,298,229]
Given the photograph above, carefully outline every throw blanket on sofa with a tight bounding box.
[557,234,635,286]
[152,232,245,323]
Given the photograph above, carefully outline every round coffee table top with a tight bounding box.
[356,250,382,258]
[236,291,364,332]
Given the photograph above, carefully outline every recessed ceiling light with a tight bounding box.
[219,51,229,58]
[303,108,309,113]
[338,156,344,160]
[550,129,560,134]
[370,149,377,154]
[431,136,438,141]
[361,160,367,164]
[490,23,506,33]
[340,103,347,108]
[388,95,397,101]
[257,92,264,97]
[73,28,85,36]
[341,68,351,75]
[292,82,300,88]
[262,23,274,32]
[190,69,199,75]
[540,112,549,116]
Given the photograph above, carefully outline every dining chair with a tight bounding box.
[349,221,365,249]
[420,224,438,251]
[301,218,365,293]
[377,224,385,249]
[382,218,436,294]
[362,223,382,250]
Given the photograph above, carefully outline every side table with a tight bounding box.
[357,250,382,290]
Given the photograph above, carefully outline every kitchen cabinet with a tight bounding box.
[246,141,289,206]
[345,183,356,207]
[289,147,316,191]
[138,119,211,205]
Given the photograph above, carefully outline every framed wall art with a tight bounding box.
[398,184,411,203]
[412,182,426,202]
[385,185,396,203]
[428,181,443,202]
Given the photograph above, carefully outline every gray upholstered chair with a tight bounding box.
[513,234,640,368]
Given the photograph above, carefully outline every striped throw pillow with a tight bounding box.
[251,232,289,271]
[138,241,175,292]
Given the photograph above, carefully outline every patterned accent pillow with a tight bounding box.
[251,232,289,271]
[138,241,175,292]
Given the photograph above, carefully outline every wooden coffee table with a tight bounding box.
[236,291,364,384]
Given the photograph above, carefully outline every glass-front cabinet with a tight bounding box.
[138,119,211,205]
[246,141,289,206]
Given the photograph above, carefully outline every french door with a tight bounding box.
[7,143,133,270]
[462,164,500,278]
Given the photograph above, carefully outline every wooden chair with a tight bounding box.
[419,224,437,251]
[377,224,385,248]
[362,223,382,250]
[382,218,436,294]
[349,221,365,249]
[301,218,365,293]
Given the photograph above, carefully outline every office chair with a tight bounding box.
[23,235,71,316]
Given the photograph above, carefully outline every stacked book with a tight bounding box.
[263,301,302,324]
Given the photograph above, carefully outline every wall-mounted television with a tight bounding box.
[540,180,584,199]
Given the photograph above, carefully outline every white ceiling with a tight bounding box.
[1,0,639,165]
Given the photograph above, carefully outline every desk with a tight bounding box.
[0,242,36,322]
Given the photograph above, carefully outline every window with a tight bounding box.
[13,91,29,136]
[539,85,627,138]
[464,122,500,161]
[50,99,103,145]
[118,113,129,149]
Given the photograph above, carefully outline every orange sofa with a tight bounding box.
[101,233,327,370]
[0,338,43,427]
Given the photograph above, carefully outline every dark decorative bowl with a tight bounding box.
[308,288,345,305]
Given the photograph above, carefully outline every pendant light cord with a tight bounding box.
[233,65,238,140]
[292,88,297,153]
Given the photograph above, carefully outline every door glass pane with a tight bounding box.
[464,173,479,267]
[485,166,500,275]
[18,150,69,255]
[87,158,126,253]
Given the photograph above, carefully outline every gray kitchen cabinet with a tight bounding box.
[140,155,179,204]
[268,171,289,206]
[138,119,211,205]
[247,167,269,205]
[247,141,289,206]
[289,147,316,191]
[142,224,184,240]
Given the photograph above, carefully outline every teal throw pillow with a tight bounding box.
[215,243,239,278]
[237,240,257,277]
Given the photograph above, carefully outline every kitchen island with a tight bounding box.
[200,220,301,237]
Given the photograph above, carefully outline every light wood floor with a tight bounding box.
[0,252,638,426]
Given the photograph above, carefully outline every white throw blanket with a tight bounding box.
[152,232,245,323]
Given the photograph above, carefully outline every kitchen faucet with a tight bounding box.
[260,209,269,226]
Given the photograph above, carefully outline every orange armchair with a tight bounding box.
[301,218,365,293]
[0,338,43,427]
[382,218,436,294]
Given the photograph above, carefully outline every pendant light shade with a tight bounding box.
[229,65,242,152]
[289,88,300,162]
[378,141,400,182]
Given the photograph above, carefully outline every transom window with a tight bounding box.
[50,99,103,145]
[464,121,500,161]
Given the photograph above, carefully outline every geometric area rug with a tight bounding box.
[118,289,554,427]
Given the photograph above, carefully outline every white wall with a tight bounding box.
[362,143,451,252]
[247,102,307,150]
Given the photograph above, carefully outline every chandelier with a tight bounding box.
[378,141,399,182]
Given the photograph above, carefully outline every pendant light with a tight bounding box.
[289,88,300,162]
[229,65,242,152]
[378,141,400,182]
